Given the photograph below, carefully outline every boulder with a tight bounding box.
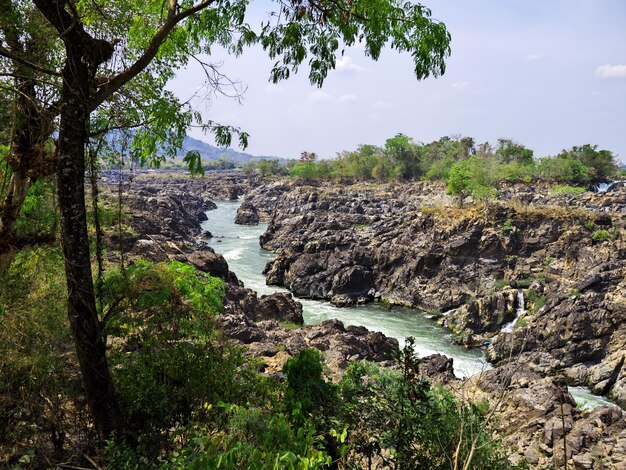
[234,201,260,225]
[255,292,304,325]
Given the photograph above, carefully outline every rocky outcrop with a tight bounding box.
[488,261,626,407]
[244,180,626,405]
[467,363,626,469]
[234,201,260,225]
[101,172,400,378]
[103,173,626,466]
[220,316,399,376]
[255,292,304,324]
[100,171,249,256]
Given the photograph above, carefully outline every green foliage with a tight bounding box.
[14,180,59,238]
[258,2,450,87]
[496,139,534,165]
[558,144,618,180]
[551,185,586,198]
[538,157,590,184]
[151,419,332,470]
[591,229,610,243]
[501,219,516,235]
[447,155,497,205]
[276,134,617,190]
[258,159,288,177]
[283,349,338,422]
[290,161,322,179]
[103,260,235,455]
[338,338,510,468]
[183,150,205,176]
[0,247,78,462]
[384,134,421,179]
[568,289,581,298]
[494,278,510,290]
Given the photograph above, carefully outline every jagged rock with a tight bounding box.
[235,200,260,225]
[187,249,230,279]
[245,181,626,403]
[255,292,304,325]
[469,363,626,468]
[446,288,517,335]
[418,354,457,384]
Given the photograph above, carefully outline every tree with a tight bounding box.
[559,144,618,181]
[385,133,420,179]
[496,138,534,165]
[447,155,496,207]
[12,0,451,438]
[0,1,60,273]
[300,151,318,163]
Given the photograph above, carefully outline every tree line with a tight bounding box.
[251,135,621,189]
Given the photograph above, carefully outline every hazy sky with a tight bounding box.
[168,1,626,162]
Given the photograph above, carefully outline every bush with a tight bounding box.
[551,185,586,198]
[338,338,511,469]
[0,247,81,464]
[591,229,610,243]
[14,180,59,238]
[447,156,497,206]
[102,260,247,457]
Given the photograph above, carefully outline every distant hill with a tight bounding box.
[179,136,284,164]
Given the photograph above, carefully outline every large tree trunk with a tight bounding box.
[56,44,122,438]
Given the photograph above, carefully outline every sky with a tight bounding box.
[168,1,626,162]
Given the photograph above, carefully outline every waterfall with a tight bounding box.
[594,180,621,193]
[501,290,526,333]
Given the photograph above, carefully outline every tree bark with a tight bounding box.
[56,39,122,438]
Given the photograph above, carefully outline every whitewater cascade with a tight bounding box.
[501,291,526,333]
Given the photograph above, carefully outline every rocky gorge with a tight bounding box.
[102,171,626,468]
[239,177,626,468]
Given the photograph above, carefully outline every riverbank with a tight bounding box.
[243,179,626,410]
[106,172,626,468]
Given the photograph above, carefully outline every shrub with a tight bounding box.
[0,247,80,464]
[283,349,338,423]
[102,260,246,457]
[446,155,497,207]
[591,229,610,243]
[551,184,586,198]
[14,180,59,238]
[338,338,511,469]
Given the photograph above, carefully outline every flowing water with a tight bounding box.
[501,290,526,333]
[202,200,616,409]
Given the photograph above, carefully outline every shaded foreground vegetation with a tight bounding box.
[1,242,518,468]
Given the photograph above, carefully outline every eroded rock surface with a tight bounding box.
[245,181,626,405]
[234,200,260,225]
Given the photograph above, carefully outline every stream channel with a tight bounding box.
[203,200,615,410]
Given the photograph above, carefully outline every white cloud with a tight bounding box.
[450,81,469,90]
[339,94,357,103]
[309,90,334,103]
[595,64,626,79]
[335,56,365,73]
[526,53,544,61]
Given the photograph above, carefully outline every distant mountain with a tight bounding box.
[179,136,284,164]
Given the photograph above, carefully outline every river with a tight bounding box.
[202,200,615,409]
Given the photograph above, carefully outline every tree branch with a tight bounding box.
[0,45,61,77]
[89,0,216,111]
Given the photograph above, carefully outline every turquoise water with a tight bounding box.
[202,200,617,409]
